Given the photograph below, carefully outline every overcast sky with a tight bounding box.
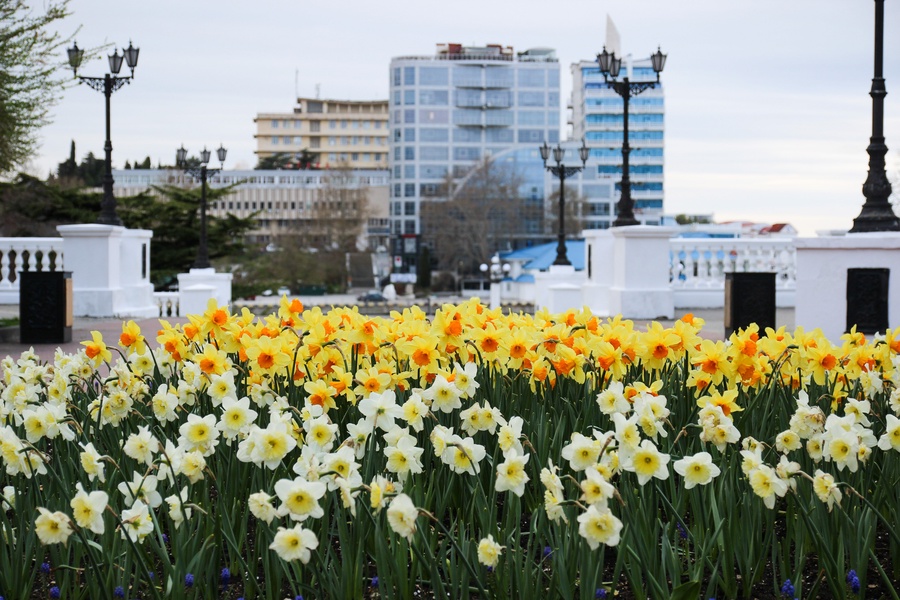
[27,0,900,236]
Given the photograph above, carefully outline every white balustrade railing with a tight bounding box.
[670,237,796,308]
[0,238,65,304]
[154,292,181,317]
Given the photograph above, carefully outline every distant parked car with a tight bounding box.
[357,291,386,302]
[277,286,291,296]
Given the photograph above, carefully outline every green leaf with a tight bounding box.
[669,580,701,600]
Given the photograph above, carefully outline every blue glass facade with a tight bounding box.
[388,45,561,242]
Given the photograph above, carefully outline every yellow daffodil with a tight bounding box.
[81,331,111,366]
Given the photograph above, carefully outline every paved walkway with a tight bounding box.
[0,300,796,363]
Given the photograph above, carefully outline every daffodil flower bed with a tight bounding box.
[2,298,900,599]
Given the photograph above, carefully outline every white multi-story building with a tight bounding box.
[388,43,561,269]
[112,169,390,251]
[570,55,665,226]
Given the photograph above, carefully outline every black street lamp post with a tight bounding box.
[850,0,900,232]
[596,46,667,227]
[67,41,140,226]
[540,139,590,266]
[176,145,227,269]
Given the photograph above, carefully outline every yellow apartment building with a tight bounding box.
[255,97,390,170]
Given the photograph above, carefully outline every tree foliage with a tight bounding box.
[0,0,75,176]
[420,157,542,273]
[0,175,256,289]
[0,173,98,235]
[53,141,105,187]
[117,184,256,289]
[544,187,588,241]
[255,150,317,170]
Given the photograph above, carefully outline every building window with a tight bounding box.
[453,128,482,143]
[404,147,414,160]
[418,128,447,143]
[404,183,415,197]
[517,129,544,143]
[310,121,320,132]
[452,147,480,161]
[419,146,449,161]
[271,120,279,128]
[404,66,415,85]
[307,101,323,113]
[419,90,449,105]
[418,109,448,124]
[329,120,337,129]
[393,67,401,86]
[404,89,415,105]
[404,220,416,234]
[404,201,416,215]
[518,91,545,107]
[518,69,545,87]
[419,66,448,86]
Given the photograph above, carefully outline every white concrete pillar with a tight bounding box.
[489,281,501,310]
[608,225,676,319]
[177,268,233,316]
[581,229,614,316]
[795,233,900,341]
[533,264,586,313]
[57,224,157,318]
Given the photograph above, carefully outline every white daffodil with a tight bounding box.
[477,535,504,568]
[495,451,530,497]
[70,482,108,535]
[123,426,159,466]
[34,507,73,546]
[673,452,720,489]
[561,432,603,472]
[178,413,220,456]
[270,524,318,563]
[386,493,418,540]
[274,476,327,522]
[577,504,623,549]
[120,500,154,543]
[358,389,404,432]
[621,439,670,486]
[217,396,258,439]
[165,486,192,530]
